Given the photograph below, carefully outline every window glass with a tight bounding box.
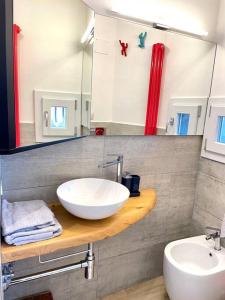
[50,106,68,129]
[177,113,190,136]
[217,116,225,144]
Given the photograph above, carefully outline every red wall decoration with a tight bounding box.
[119,40,128,57]
[145,43,165,135]
[13,24,21,147]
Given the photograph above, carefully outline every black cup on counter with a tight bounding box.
[122,174,140,197]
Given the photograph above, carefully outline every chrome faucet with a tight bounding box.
[205,226,221,251]
[98,154,123,183]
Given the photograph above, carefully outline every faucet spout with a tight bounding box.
[98,154,123,183]
[205,226,221,251]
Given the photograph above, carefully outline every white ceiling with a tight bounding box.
[83,0,221,41]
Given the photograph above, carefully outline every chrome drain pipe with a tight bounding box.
[2,243,95,291]
[85,243,95,280]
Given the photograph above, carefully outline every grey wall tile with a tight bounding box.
[170,173,197,190]
[174,136,202,153]
[20,123,36,147]
[195,173,225,220]
[5,245,99,300]
[193,156,225,236]
[193,205,222,229]
[2,137,104,191]
[2,157,102,191]
[96,243,166,299]
[12,245,98,278]
[1,135,202,299]
[5,273,71,300]
[140,174,171,196]
[199,157,225,181]
[103,136,176,159]
[4,185,59,203]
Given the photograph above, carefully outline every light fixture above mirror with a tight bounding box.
[111,1,208,37]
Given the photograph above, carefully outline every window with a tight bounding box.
[42,98,77,137]
[34,90,81,142]
[177,113,190,136]
[202,98,225,163]
[217,116,225,144]
[166,98,207,136]
[50,106,68,129]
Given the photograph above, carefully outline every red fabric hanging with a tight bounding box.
[145,43,165,135]
[13,24,21,147]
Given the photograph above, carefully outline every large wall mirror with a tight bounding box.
[14,0,94,147]
[0,0,217,153]
[89,15,216,136]
[0,0,94,153]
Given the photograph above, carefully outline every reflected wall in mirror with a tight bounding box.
[89,15,216,136]
[14,0,94,147]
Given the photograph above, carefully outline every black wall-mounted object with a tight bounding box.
[0,0,16,153]
[0,0,82,155]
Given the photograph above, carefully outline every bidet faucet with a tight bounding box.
[98,154,123,183]
[205,226,221,251]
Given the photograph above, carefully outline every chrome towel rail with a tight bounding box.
[2,243,95,291]
[38,249,89,264]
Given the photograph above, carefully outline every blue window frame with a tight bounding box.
[177,113,190,136]
[217,116,225,144]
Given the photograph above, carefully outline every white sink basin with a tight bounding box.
[57,178,130,220]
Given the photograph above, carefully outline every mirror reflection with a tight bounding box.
[89,15,216,136]
[14,0,94,146]
[13,0,217,148]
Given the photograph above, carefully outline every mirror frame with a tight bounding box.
[0,0,15,153]
[0,0,85,155]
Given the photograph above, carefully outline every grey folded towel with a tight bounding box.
[2,199,63,246]
[5,218,62,246]
[2,199,55,236]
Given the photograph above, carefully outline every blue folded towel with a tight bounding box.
[2,199,62,246]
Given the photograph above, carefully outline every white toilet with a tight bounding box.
[163,236,225,300]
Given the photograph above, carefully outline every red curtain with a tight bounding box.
[13,24,21,147]
[145,43,165,135]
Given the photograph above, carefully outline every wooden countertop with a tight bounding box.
[2,189,156,263]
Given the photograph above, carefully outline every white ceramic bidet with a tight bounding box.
[164,235,225,300]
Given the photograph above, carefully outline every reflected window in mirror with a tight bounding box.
[50,107,68,130]
[217,116,225,144]
[202,98,225,163]
[177,113,190,136]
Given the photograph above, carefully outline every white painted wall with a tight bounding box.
[91,15,117,122]
[201,0,225,162]
[83,0,220,42]
[159,31,215,129]
[14,0,89,123]
[92,15,216,129]
[210,0,225,96]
